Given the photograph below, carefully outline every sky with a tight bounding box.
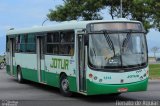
[0,0,160,57]
[0,0,63,55]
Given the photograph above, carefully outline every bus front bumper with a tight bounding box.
[86,78,148,95]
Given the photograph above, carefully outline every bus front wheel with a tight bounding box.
[60,74,72,97]
[17,66,24,83]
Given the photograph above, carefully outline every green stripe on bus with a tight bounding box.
[6,65,17,76]
[45,72,59,87]
[21,67,39,82]
[6,65,10,75]
[45,72,77,92]
[13,66,17,76]
[6,66,77,92]
[68,76,77,92]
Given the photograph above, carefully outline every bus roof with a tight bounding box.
[6,19,141,35]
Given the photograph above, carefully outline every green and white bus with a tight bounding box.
[6,19,148,96]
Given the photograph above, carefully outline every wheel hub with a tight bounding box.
[18,72,21,81]
[62,79,69,91]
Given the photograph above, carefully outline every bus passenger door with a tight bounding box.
[78,35,86,92]
[9,38,15,75]
[37,36,46,83]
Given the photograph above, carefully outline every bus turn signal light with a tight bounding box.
[146,70,149,75]
[89,73,93,78]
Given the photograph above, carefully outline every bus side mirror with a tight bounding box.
[84,35,89,46]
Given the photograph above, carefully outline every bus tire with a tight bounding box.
[0,63,2,69]
[0,62,5,69]
[60,74,72,97]
[17,66,24,83]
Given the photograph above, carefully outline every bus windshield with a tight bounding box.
[89,32,147,70]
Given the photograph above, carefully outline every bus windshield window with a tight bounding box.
[89,34,121,68]
[89,33,147,69]
[120,33,147,67]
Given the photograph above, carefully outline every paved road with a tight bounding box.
[0,68,160,106]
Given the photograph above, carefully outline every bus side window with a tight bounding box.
[59,31,74,56]
[46,30,74,56]
[52,45,59,54]
[6,36,9,52]
[15,35,20,52]
[46,32,60,54]
[19,34,26,52]
[26,34,36,53]
[68,45,74,56]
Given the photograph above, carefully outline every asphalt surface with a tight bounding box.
[0,68,160,106]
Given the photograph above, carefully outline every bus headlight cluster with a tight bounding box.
[146,70,149,76]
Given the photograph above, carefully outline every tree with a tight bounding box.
[106,0,158,33]
[47,0,160,32]
[47,0,105,21]
[151,47,160,60]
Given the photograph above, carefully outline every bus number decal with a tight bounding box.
[104,76,112,80]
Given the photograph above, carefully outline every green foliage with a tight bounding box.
[149,64,160,79]
[106,0,157,32]
[149,64,160,69]
[47,0,105,21]
[47,0,160,32]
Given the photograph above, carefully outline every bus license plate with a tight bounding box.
[118,88,128,92]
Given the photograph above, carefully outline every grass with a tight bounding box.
[149,64,160,79]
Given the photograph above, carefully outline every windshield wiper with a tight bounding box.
[102,30,116,56]
[122,32,131,49]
